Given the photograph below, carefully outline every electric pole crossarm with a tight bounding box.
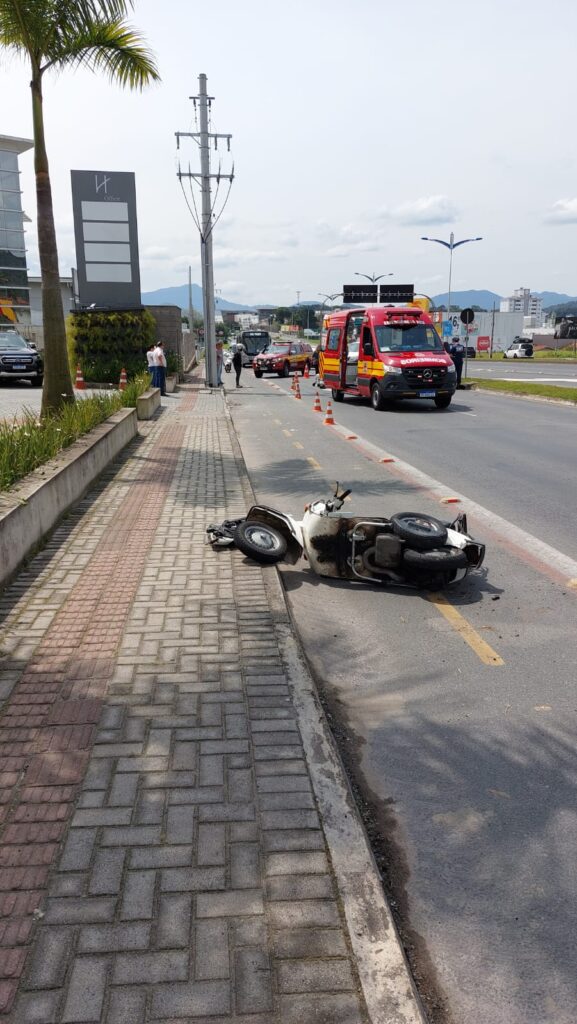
[176,133,232,142]
[178,172,234,182]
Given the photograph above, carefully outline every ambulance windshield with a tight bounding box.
[375,324,443,353]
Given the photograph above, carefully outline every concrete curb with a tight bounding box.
[136,386,161,419]
[223,395,426,1024]
[0,407,137,592]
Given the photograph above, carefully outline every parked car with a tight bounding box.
[504,341,533,359]
[0,329,44,386]
[466,346,476,358]
[253,342,313,378]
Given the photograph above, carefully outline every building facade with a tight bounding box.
[0,134,33,325]
[500,288,543,323]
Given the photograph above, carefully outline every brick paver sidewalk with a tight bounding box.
[0,382,417,1023]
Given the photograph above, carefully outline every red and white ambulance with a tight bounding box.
[320,304,456,410]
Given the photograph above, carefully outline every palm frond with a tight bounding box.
[44,17,159,88]
[0,0,49,62]
[0,1,136,60]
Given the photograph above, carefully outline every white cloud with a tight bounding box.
[214,248,288,267]
[314,221,380,258]
[545,199,577,223]
[141,246,172,261]
[380,195,459,226]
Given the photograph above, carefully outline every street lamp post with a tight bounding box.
[318,292,343,340]
[421,232,482,322]
[354,272,393,284]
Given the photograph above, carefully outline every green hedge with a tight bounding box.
[67,309,156,383]
[0,375,150,492]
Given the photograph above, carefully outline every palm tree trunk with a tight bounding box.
[31,73,75,415]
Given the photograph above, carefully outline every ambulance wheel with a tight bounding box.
[371,383,386,410]
[332,389,344,402]
[282,362,290,377]
[402,546,468,572]
[233,521,288,564]
[434,394,452,409]
[391,512,448,550]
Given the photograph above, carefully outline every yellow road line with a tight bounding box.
[282,429,292,437]
[307,456,321,469]
[427,593,504,666]
[293,442,304,450]
[274,419,282,425]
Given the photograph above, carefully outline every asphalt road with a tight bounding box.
[228,371,577,1024]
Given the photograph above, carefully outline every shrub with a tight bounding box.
[67,309,156,383]
[0,375,150,492]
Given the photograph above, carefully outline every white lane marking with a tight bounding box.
[459,411,477,417]
[332,423,577,585]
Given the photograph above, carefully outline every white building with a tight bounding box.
[500,288,543,324]
[0,134,33,326]
[234,313,259,329]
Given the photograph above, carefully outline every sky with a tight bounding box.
[2,0,577,305]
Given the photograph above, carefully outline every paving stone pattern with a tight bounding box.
[0,383,369,1022]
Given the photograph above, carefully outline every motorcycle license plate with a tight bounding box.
[419,389,436,397]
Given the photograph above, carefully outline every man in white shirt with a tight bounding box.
[146,343,156,383]
[153,341,167,395]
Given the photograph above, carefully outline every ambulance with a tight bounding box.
[320,302,456,410]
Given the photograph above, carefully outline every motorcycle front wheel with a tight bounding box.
[391,512,448,550]
[233,521,288,564]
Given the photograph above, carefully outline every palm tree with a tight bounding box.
[0,0,159,414]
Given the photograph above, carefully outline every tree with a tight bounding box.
[0,0,159,414]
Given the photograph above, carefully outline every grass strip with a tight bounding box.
[466,377,577,403]
[0,374,150,492]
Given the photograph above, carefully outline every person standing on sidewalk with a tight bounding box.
[146,342,156,382]
[216,341,224,386]
[154,340,167,395]
[232,342,244,388]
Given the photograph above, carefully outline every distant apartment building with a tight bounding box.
[0,134,33,325]
[500,288,543,324]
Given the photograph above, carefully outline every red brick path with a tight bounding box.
[0,418,189,1015]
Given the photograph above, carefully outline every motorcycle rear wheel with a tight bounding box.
[402,546,468,572]
[233,521,288,564]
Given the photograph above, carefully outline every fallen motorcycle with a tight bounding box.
[207,484,485,588]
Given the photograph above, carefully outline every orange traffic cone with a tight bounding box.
[313,392,323,413]
[291,372,298,392]
[303,363,310,379]
[324,400,335,425]
[119,367,128,391]
[294,378,302,400]
[75,365,86,390]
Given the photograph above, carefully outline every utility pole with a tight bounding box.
[176,74,233,388]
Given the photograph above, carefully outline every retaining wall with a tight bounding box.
[0,408,137,591]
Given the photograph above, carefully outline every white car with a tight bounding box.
[504,341,533,359]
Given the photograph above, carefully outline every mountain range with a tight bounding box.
[142,283,577,314]
[141,284,255,312]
